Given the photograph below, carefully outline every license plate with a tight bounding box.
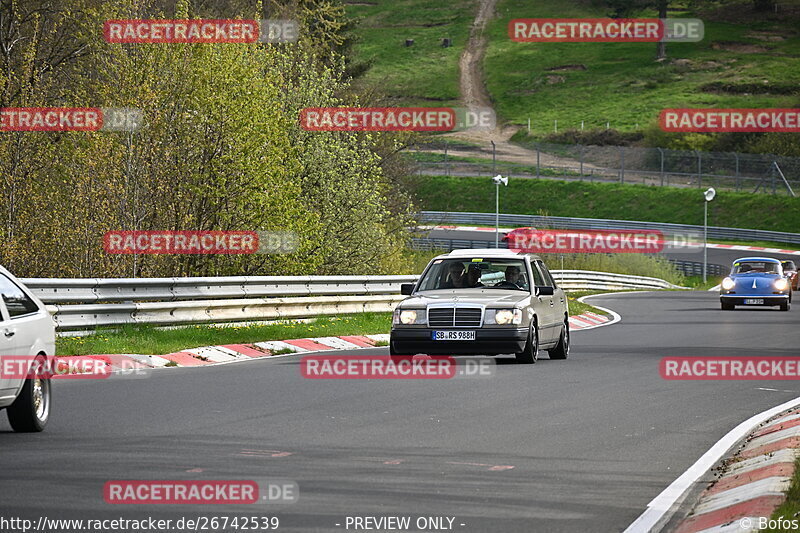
[744,298,764,305]
[432,330,475,341]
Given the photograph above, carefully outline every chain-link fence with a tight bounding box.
[411,140,799,196]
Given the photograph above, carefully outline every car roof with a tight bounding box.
[436,248,541,261]
[732,257,781,264]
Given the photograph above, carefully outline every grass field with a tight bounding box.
[414,175,800,232]
[346,0,800,136]
[487,0,800,134]
[345,0,477,106]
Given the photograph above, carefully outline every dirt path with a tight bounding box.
[435,0,618,177]
[442,0,542,155]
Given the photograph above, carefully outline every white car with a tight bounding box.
[0,265,56,432]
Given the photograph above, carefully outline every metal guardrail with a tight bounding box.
[28,272,685,332]
[418,211,800,246]
[552,270,685,291]
[21,276,417,304]
[410,237,727,277]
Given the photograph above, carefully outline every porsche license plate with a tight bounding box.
[744,298,764,305]
[432,330,475,341]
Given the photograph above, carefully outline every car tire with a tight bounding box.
[515,322,538,364]
[548,320,569,360]
[780,300,791,312]
[7,355,51,433]
[721,302,735,310]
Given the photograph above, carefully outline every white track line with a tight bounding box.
[574,293,623,330]
[624,396,800,533]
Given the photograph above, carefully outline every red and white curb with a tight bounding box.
[674,409,800,533]
[62,303,619,373]
[420,225,800,256]
[569,311,612,331]
[627,397,800,533]
[67,334,391,372]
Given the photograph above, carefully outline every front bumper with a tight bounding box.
[390,327,528,355]
[720,294,789,306]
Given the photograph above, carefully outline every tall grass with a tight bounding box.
[547,253,686,285]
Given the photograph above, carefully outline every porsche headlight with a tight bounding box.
[494,309,522,325]
[721,277,735,291]
[774,278,789,291]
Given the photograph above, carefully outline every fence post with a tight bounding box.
[579,144,584,177]
[527,117,531,133]
[444,140,449,177]
[554,119,558,133]
[491,141,496,174]
[658,147,665,186]
[536,144,540,178]
[734,153,740,192]
[619,147,625,183]
[772,162,777,195]
[696,150,702,188]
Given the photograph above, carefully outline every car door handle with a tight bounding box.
[3,329,14,338]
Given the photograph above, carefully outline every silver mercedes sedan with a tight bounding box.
[390,249,569,364]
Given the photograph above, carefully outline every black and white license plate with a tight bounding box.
[744,298,764,305]
[432,330,476,341]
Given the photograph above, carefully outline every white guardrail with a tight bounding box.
[22,272,682,332]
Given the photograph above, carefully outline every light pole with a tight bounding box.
[703,187,716,283]
[492,175,508,248]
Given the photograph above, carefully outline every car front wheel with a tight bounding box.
[780,300,791,312]
[515,322,538,364]
[7,355,51,432]
[548,320,570,360]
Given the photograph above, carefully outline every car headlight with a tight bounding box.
[494,309,522,325]
[774,278,789,291]
[721,277,735,291]
[393,309,426,325]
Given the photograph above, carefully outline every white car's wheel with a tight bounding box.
[7,355,51,432]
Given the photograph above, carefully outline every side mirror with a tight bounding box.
[400,283,415,295]
[536,286,554,296]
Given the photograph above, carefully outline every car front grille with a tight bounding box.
[427,307,482,327]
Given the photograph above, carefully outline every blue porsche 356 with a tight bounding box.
[720,257,792,311]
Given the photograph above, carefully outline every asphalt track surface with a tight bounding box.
[425,228,800,267]
[1,291,799,533]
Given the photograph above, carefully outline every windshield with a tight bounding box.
[732,261,780,274]
[417,258,530,291]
